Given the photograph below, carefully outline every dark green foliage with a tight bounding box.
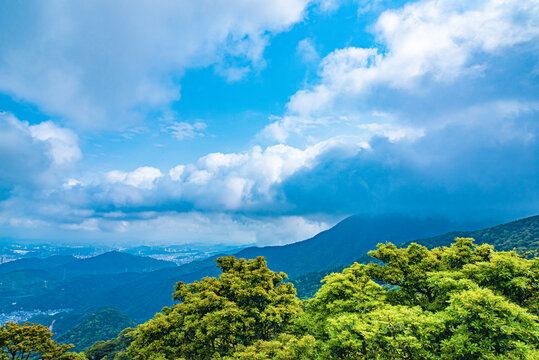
[226,239,539,359]
[32,236,536,360]
[57,307,136,352]
[85,328,135,360]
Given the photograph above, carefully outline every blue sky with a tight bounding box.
[0,0,537,246]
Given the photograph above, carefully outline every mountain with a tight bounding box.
[2,214,534,322]
[29,309,92,338]
[0,258,220,321]
[291,215,539,299]
[56,307,137,351]
[227,214,459,278]
[51,251,177,278]
[0,251,176,280]
[403,215,538,252]
[0,255,75,274]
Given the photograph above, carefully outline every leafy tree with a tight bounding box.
[297,238,539,359]
[223,334,317,360]
[120,238,538,360]
[0,322,82,360]
[128,256,301,360]
[440,287,539,359]
[85,328,134,360]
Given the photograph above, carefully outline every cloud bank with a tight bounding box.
[0,0,537,245]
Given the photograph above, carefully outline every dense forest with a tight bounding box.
[2,237,538,359]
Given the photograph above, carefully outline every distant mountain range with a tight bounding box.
[0,251,176,277]
[1,214,536,324]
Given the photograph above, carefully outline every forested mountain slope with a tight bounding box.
[291,215,538,298]
[404,214,538,252]
[228,214,457,278]
[56,307,136,351]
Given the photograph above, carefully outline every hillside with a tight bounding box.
[0,252,176,279]
[291,215,539,298]
[227,214,458,278]
[2,214,534,321]
[0,259,220,321]
[0,255,75,274]
[404,215,538,252]
[51,251,177,278]
[56,307,137,351]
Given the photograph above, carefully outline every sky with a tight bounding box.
[0,0,537,246]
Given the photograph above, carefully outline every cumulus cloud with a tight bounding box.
[0,0,324,129]
[1,0,537,246]
[262,0,539,141]
[105,167,163,190]
[29,121,82,165]
[291,0,539,115]
[75,139,367,212]
[0,113,81,193]
[169,140,368,210]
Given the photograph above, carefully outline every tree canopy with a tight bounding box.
[4,237,538,359]
[128,256,301,360]
[227,238,539,359]
[0,322,81,360]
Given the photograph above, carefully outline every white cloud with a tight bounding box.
[259,0,539,143]
[358,123,425,142]
[0,207,335,246]
[0,0,321,129]
[0,113,81,192]
[287,0,539,116]
[63,178,83,189]
[106,166,163,190]
[168,121,207,140]
[169,165,185,181]
[169,139,368,210]
[29,121,82,165]
[297,38,320,65]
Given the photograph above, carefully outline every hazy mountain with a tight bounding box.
[0,251,176,279]
[51,251,177,278]
[227,214,459,278]
[0,255,76,274]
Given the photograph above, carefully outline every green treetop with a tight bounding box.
[0,322,83,360]
[128,256,301,360]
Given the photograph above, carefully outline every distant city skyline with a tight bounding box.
[0,0,537,245]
